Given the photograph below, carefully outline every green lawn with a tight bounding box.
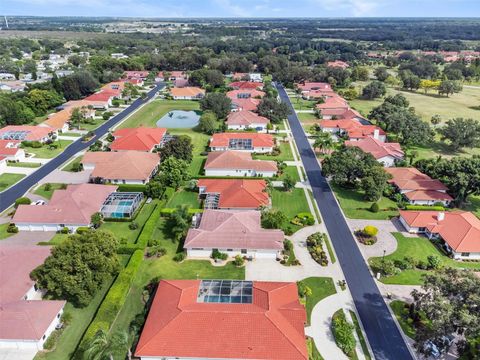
[167,189,201,208]
[0,173,25,192]
[100,201,157,245]
[35,277,117,360]
[119,99,201,128]
[189,156,206,176]
[464,195,480,218]
[289,96,317,110]
[38,233,70,246]
[332,309,359,360]
[0,223,14,240]
[168,128,210,156]
[297,112,318,123]
[301,277,336,324]
[108,216,244,358]
[276,166,301,182]
[390,300,416,339]
[22,140,73,159]
[60,132,82,137]
[370,233,480,285]
[307,337,324,360]
[34,183,66,200]
[271,187,310,218]
[77,119,104,131]
[62,158,82,172]
[254,139,294,161]
[7,161,41,168]
[331,184,399,220]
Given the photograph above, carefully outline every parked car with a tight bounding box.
[34,200,46,206]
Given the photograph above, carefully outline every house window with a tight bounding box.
[43,335,46,340]
[57,313,61,318]
[227,249,233,252]
[461,252,470,257]
[241,249,247,254]
[192,248,203,251]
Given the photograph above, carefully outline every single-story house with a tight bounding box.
[399,210,480,260]
[83,92,115,109]
[315,96,350,119]
[210,133,275,153]
[249,73,263,82]
[135,280,308,360]
[0,125,55,143]
[61,100,97,118]
[327,60,350,69]
[13,183,117,231]
[155,71,187,82]
[204,151,277,177]
[230,97,261,112]
[295,82,335,99]
[228,81,262,90]
[226,89,265,101]
[101,81,125,98]
[39,109,71,132]
[0,72,16,80]
[173,77,189,88]
[385,167,453,206]
[82,151,160,184]
[170,87,205,100]
[124,70,149,80]
[110,127,167,152]
[184,210,284,259]
[231,72,249,81]
[0,81,26,92]
[0,140,25,162]
[198,179,270,209]
[319,119,386,142]
[0,245,66,351]
[345,136,404,167]
[226,110,269,131]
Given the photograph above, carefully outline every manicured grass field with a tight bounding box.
[0,223,14,240]
[301,277,336,324]
[189,156,206,176]
[60,132,82,137]
[100,201,157,244]
[22,140,73,159]
[307,337,324,360]
[119,99,201,128]
[390,300,416,339]
[108,216,244,358]
[0,173,25,192]
[168,127,210,156]
[254,139,295,161]
[370,233,480,285]
[62,157,82,172]
[289,96,317,110]
[271,187,310,218]
[349,310,372,360]
[166,189,201,208]
[7,161,41,168]
[34,183,66,200]
[297,112,318,123]
[276,166,301,182]
[331,184,398,220]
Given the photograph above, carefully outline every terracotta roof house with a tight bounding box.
[185,210,284,259]
[198,179,270,209]
[295,82,335,100]
[226,110,270,131]
[156,71,187,82]
[135,279,308,360]
[126,78,144,86]
[345,136,404,167]
[386,168,453,206]
[63,99,104,114]
[315,96,350,119]
[0,139,25,162]
[170,87,205,100]
[84,92,115,109]
[319,119,386,142]
[0,245,65,351]
[231,97,262,112]
[210,133,275,153]
[0,125,54,143]
[232,72,249,81]
[13,183,117,231]
[204,151,277,177]
[111,127,167,152]
[228,81,263,90]
[101,81,125,96]
[39,109,71,132]
[82,151,160,184]
[227,89,265,101]
[327,60,350,69]
[399,210,480,260]
[124,70,149,80]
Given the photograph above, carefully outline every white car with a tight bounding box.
[34,200,46,206]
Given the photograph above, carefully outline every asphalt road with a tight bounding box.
[0,83,165,212]
[276,83,414,360]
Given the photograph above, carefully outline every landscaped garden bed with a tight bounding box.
[306,232,329,266]
[354,225,378,245]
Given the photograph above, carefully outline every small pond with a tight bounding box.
[156,110,201,128]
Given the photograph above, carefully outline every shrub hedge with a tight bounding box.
[116,184,147,193]
[163,187,175,201]
[136,203,163,249]
[404,205,445,211]
[160,208,203,216]
[81,250,143,345]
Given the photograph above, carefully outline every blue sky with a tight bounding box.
[1,0,479,18]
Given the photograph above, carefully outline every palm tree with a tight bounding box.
[312,132,334,154]
[171,204,191,241]
[84,329,130,360]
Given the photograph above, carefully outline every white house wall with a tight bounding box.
[187,248,278,259]
[204,169,275,177]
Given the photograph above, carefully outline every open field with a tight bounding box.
[119,99,201,128]
[0,173,25,192]
[271,187,310,218]
[369,233,480,285]
[331,184,398,220]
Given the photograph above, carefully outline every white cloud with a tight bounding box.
[311,0,385,16]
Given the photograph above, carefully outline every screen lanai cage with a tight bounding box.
[101,192,143,219]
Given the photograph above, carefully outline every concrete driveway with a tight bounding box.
[38,169,92,185]
[0,231,55,247]
[0,348,38,360]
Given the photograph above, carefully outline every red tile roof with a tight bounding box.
[227,89,265,100]
[170,87,205,98]
[0,125,53,142]
[0,139,22,156]
[345,136,404,160]
[210,133,275,149]
[198,179,270,209]
[185,210,284,251]
[84,92,115,102]
[231,97,261,111]
[327,60,349,69]
[205,151,277,172]
[13,184,117,226]
[111,127,167,152]
[296,82,332,92]
[227,110,269,127]
[229,81,263,90]
[0,245,65,341]
[316,96,349,110]
[135,280,308,359]
[385,168,449,192]
[400,211,480,252]
[124,70,149,79]
[82,151,160,181]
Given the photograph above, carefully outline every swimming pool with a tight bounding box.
[156,110,201,128]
